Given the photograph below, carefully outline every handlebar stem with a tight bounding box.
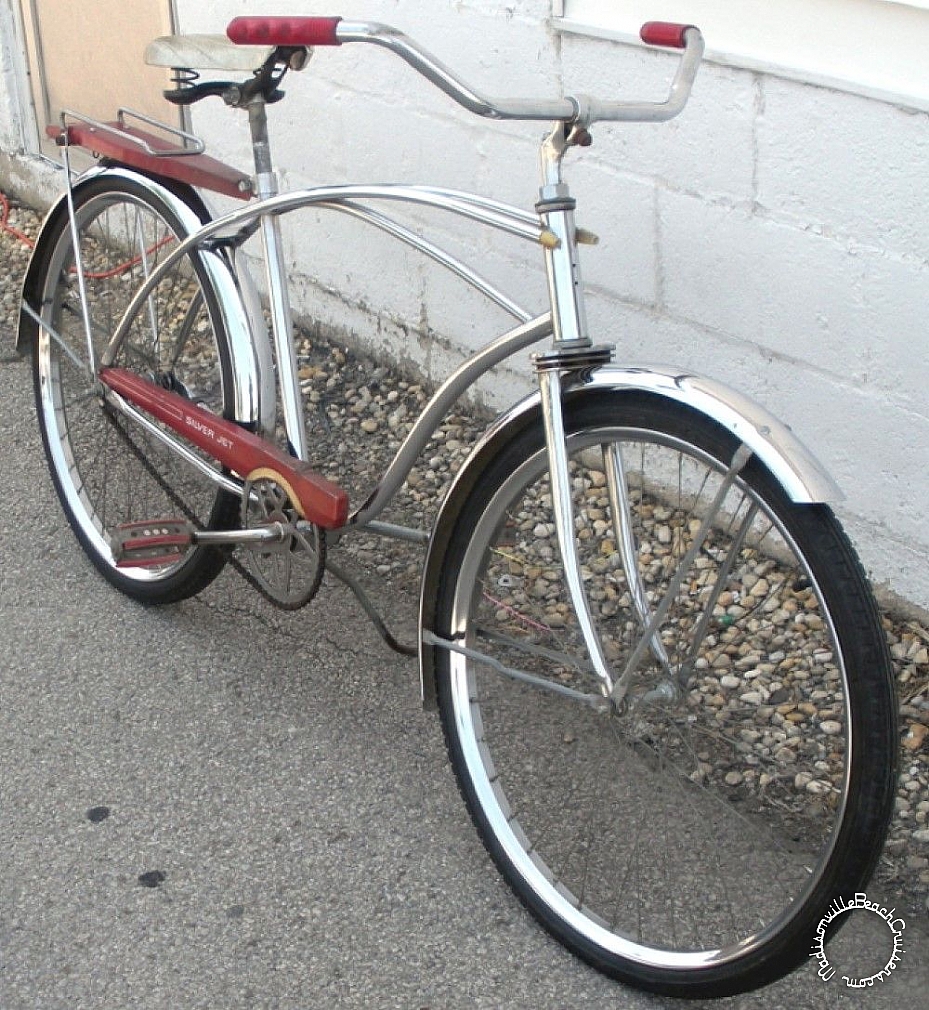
[537,123,589,348]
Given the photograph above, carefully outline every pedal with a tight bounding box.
[111,519,195,568]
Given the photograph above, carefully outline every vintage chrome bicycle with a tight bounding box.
[18,15,898,998]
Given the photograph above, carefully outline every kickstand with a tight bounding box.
[325,559,418,657]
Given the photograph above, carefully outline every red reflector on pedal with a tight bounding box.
[227,16,343,47]
[112,519,194,568]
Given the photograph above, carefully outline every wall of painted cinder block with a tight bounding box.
[1,0,926,611]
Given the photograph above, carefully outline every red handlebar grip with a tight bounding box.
[227,16,343,47]
[639,22,695,49]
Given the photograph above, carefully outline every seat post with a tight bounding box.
[246,95,309,460]
[247,96,278,199]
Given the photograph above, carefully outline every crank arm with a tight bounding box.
[112,517,292,567]
[192,524,289,546]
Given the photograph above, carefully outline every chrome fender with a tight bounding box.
[591,367,840,503]
[18,166,274,431]
[418,365,839,710]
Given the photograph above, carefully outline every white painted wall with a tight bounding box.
[0,1,24,150]
[1,0,927,613]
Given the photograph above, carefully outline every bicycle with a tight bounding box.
[16,15,898,998]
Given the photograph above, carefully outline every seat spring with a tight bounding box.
[170,67,199,90]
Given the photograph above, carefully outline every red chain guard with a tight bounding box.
[99,366,349,529]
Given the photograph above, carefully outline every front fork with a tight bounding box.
[534,124,752,706]
[536,360,617,702]
[535,121,673,707]
[535,122,619,702]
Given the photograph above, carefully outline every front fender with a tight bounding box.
[418,365,839,710]
[592,367,839,503]
[17,166,273,431]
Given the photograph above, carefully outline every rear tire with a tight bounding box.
[432,391,897,997]
[27,174,239,603]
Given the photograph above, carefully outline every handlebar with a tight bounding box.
[226,17,704,126]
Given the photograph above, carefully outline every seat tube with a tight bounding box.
[248,97,308,460]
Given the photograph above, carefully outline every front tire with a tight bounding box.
[432,391,897,997]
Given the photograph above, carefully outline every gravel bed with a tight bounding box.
[3,190,927,921]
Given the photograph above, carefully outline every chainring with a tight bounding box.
[240,475,326,609]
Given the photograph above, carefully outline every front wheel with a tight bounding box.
[432,391,897,997]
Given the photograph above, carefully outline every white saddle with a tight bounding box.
[145,34,278,72]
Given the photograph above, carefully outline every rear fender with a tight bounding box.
[17,166,274,431]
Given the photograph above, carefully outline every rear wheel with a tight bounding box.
[28,174,239,602]
[432,392,897,997]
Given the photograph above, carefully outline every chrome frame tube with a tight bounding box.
[92,180,549,526]
[77,173,554,531]
[104,184,550,362]
[401,185,540,226]
[350,313,552,527]
[337,201,531,322]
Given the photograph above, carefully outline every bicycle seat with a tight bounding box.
[145,34,278,72]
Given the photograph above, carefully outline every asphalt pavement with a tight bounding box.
[1,343,927,1008]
